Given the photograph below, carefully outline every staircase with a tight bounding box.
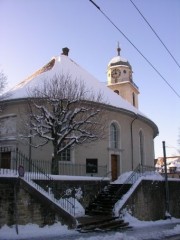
[76,215,130,232]
[76,164,156,232]
[85,183,132,216]
[75,183,132,232]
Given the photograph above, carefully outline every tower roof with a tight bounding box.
[108,44,132,69]
[108,56,132,69]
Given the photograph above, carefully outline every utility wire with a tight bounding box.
[89,0,180,99]
[129,0,180,70]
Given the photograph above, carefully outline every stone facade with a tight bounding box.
[0,177,109,228]
[0,178,63,228]
[121,180,180,220]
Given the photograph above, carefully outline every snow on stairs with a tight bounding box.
[76,215,130,232]
[85,183,132,216]
[76,183,132,232]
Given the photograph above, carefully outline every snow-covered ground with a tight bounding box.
[0,213,180,240]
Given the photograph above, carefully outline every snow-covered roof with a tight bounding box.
[6,54,137,112]
[108,55,132,68]
[5,53,158,134]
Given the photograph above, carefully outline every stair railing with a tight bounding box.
[13,148,76,216]
[112,163,156,202]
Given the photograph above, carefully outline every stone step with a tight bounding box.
[77,216,118,229]
[85,209,112,215]
[76,216,130,232]
[85,183,132,216]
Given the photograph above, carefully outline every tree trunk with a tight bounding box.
[51,156,59,175]
[51,144,59,175]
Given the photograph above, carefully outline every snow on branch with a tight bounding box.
[20,74,108,173]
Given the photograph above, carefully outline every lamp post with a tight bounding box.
[162,141,171,219]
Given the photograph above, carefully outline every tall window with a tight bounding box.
[139,130,144,165]
[59,147,71,161]
[58,142,71,161]
[132,92,136,107]
[110,123,119,149]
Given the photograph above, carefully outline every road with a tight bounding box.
[30,222,180,240]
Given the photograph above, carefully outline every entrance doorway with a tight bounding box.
[111,154,118,181]
[0,152,11,169]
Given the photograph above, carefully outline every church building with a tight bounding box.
[0,46,158,181]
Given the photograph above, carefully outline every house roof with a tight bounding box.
[5,52,158,135]
[6,54,138,112]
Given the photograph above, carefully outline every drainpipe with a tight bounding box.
[28,131,32,172]
[130,115,137,170]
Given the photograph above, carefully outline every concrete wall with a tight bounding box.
[121,180,180,220]
[0,177,109,228]
[0,178,61,228]
[1,178,180,228]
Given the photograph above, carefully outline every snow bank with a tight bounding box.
[123,211,180,228]
[113,171,133,184]
[77,232,130,240]
[0,223,77,240]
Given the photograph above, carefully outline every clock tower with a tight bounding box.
[107,44,139,108]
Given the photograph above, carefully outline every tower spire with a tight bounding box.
[117,42,121,56]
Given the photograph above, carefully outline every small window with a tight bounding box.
[59,148,70,161]
[114,90,119,95]
[86,159,98,174]
[123,70,126,74]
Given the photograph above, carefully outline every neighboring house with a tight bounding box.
[0,47,158,180]
[155,156,180,174]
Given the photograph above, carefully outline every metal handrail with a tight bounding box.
[0,147,76,216]
[19,150,76,216]
[113,163,155,201]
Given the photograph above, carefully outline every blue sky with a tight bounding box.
[0,0,180,158]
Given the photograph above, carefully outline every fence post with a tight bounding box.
[15,148,18,175]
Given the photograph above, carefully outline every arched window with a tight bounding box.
[110,123,119,149]
[139,130,144,165]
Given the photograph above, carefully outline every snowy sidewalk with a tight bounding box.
[1,214,180,240]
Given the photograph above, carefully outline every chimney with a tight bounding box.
[62,47,69,56]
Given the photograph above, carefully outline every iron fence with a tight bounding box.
[0,146,108,216]
[0,146,107,177]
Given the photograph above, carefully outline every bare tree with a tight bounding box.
[0,70,7,92]
[22,74,108,174]
[0,70,8,112]
[178,128,180,154]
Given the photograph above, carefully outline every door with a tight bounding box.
[0,152,11,169]
[111,154,118,181]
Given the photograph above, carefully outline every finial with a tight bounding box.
[117,42,121,56]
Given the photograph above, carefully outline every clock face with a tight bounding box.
[111,68,121,79]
